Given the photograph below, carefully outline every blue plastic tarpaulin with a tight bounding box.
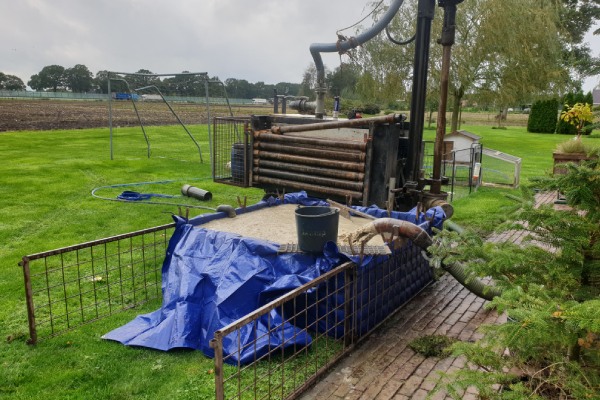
[103,192,444,364]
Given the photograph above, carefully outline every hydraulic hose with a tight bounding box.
[309,0,405,118]
[346,217,501,300]
[91,179,220,212]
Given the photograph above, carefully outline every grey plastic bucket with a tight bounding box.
[295,206,340,253]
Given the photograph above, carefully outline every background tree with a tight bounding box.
[298,63,321,99]
[28,65,65,92]
[64,64,93,93]
[0,73,25,90]
[446,0,567,132]
[224,78,253,98]
[161,71,205,96]
[351,0,417,106]
[559,0,600,80]
[327,63,361,98]
[94,70,111,93]
[127,69,160,91]
[350,0,594,130]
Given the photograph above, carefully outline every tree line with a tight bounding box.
[0,63,360,102]
[0,65,308,100]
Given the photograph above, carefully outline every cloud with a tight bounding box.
[1,0,374,84]
[3,1,598,91]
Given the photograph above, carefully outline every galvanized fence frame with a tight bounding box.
[213,117,252,187]
[20,223,175,344]
[210,241,432,400]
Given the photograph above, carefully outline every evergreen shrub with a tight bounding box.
[526,98,559,133]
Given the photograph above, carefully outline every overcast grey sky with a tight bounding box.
[2,0,599,92]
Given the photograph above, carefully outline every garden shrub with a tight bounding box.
[556,91,594,135]
[526,98,559,133]
[360,103,381,115]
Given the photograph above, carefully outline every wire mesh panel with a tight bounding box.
[211,263,356,400]
[481,148,521,188]
[422,142,482,202]
[20,223,175,344]
[213,117,252,187]
[211,241,433,400]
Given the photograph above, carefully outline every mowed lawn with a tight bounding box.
[0,120,597,399]
[0,125,264,399]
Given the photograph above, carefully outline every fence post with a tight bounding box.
[343,264,357,347]
[20,257,37,344]
[211,336,225,400]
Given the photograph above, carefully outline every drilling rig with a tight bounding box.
[218,0,463,214]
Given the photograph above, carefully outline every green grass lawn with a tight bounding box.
[0,125,264,399]
[424,125,599,231]
[1,123,597,399]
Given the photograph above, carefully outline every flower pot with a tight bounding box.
[552,152,594,175]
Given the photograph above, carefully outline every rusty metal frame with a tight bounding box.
[210,240,432,400]
[20,223,175,344]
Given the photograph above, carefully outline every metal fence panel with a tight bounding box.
[20,223,175,344]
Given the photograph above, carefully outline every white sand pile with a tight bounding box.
[198,204,384,246]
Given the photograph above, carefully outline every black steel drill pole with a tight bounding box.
[432,3,458,194]
[406,0,436,183]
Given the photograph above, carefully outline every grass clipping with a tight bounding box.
[409,335,457,357]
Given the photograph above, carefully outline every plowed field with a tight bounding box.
[0,99,266,132]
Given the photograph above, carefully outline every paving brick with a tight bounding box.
[353,369,382,393]
[468,299,484,312]
[384,348,416,377]
[432,356,456,373]
[435,322,452,335]
[419,375,439,391]
[447,321,467,337]
[357,378,384,400]
[332,381,354,398]
[426,388,448,400]
[343,389,363,400]
[458,310,476,323]
[376,378,405,400]
[344,389,363,400]
[410,389,430,400]
[458,325,476,341]
[397,375,424,397]
[451,355,467,368]
[413,357,438,378]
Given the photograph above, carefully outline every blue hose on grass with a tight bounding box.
[91,179,218,211]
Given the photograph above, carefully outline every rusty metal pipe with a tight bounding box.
[255,142,364,162]
[253,167,364,191]
[254,159,365,181]
[370,218,433,249]
[253,176,363,199]
[254,132,367,152]
[270,114,404,134]
[310,0,405,117]
[253,150,365,172]
[432,3,458,194]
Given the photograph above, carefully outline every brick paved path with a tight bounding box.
[299,192,560,400]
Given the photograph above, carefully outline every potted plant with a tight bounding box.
[553,102,595,175]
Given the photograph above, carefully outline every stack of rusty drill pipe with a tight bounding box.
[252,131,369,200]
